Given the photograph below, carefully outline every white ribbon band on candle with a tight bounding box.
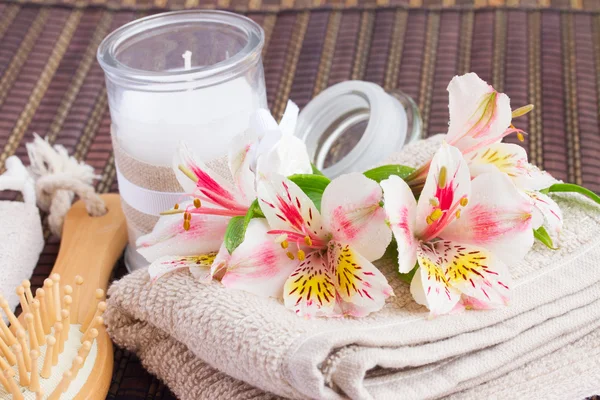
[116,167,182,216]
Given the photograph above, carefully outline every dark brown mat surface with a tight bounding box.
[7,0,600,12]
[0,2,599,398]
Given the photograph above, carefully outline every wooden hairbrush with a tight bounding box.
[0,194,127,399]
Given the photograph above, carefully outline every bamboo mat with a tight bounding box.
[0,2,599,398]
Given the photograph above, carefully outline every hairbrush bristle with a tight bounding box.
[0,274,105,399]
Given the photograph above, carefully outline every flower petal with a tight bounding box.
[284,251,337,318]
[436,240,512,307]
[526,190,563,242]
[136,204,228,262]
[174,143,248,209]
[446,73,512,151]
[328,242,393,318]
[321,173,391,261]
[249,108,281,162]
[512,163,559,192]
[441,172,534,265]
[467,142,528,178]
[412,245,461,316]
[278,100,299,136]
[467,143,558,192]
[207,241,230,281]
[249,108,279,134]
[381,175,418,273]
[257,174,326,241]
[228,134,258,203]
[255,133,313,179]
[148,253,217,283]
[220,219,298,298]
[416,143,471,239]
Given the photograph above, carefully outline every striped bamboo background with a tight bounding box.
[6,0,600,12]
[0,2,599,398]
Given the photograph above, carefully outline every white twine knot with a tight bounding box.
[0,134,106,237]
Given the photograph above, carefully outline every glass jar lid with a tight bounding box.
[295,81,422,178]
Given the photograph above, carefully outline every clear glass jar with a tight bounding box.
[97,10,267,272]
[98,10,267,165]
[295,81,422,178]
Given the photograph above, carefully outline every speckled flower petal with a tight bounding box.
[328,242,394,318]
[321,173,391,261]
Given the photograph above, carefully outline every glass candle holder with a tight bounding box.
[98,10,267,272]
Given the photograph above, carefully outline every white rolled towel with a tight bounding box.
[0,156,44,320]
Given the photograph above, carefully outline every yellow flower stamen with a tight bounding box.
[286,251,295,260]
[429,198,439,207]
[297,250,306,261]
[426,216,433,225]
[455,209,461,219]
[178,165,199,183]
[438,166,447,189]
[275,234,288,243]
[460,197,469,207]
[304,235,312,246]
[429,208,443,222]
[511,104,534,118]
[183,220,190,231]
[281,240,289,249]
[193,198,201,208]
[160,209,184,215]
[174,203,179,210]
[517,131,525,142]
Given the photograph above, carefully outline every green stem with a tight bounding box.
[546,183,600,205]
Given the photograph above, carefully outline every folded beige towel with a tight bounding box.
[105,137,600,399]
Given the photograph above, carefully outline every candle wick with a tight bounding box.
[182,51,192,71]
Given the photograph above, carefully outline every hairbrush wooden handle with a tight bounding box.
[51,194,127,400]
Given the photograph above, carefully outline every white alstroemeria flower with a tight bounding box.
[382,144,536,316]
[213,173,393,318]
[229,100,312,184]
[139,102,312,281]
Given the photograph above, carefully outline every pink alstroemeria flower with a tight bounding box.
[408,73,523,183]
[213,173,394,318]
[138,101,312,281]
[136,143,252,272]
[467,142,563,243]
[412,72,562,243]
[381,144,536,316]
[445,72,514,153]
[443,73,562,241]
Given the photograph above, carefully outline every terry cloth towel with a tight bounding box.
[0,157,44,319]
[104,136,600,400]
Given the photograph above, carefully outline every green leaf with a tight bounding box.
[288,174,331,211]
[545,183,600,205]
[245,199,264,220]
[533,226,556,250]
[363,164,416,183]
[224,200,265,254]
[311,163,325,176]
[399,266,417,284]
[224,216,246,254]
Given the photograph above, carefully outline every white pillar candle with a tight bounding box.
[112,78,264,165]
